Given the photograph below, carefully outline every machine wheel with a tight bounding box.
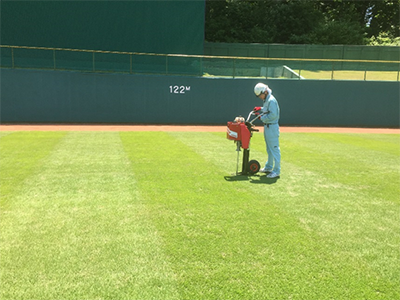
[247,160,260,175]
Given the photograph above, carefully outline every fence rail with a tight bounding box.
[204,42,400,61]
[1,45,399,81]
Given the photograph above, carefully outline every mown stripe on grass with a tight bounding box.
[280,132,400,202]
[277,133,400,284]
[313,133,400,157]
[0,131,14,138]
[0,132,179,300]
[0,131,67,210]
[121,131,398,299]
[168,131,400,298]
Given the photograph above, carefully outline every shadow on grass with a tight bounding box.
[224,174,279,185]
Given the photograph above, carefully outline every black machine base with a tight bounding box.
[238,149,260,175]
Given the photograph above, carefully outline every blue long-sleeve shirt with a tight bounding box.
[260,94,280,124]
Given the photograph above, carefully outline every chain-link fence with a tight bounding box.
[1,45,399,81]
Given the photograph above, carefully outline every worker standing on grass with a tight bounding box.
[253,83,281,179]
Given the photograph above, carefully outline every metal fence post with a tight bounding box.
[233,58,236,78]
[398,63,400,82]
[130,54,132,74]
[92,52,95,72]
[199,56,203,76]
[298,61,302,80]
[11,47,14,68]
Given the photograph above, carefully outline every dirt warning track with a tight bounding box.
[0,124,399,134]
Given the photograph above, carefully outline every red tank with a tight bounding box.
[226,121,251,149]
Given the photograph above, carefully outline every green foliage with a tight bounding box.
[368,32,400,46]
[205,0,400,45]
[367,0,400,38]
[267,0,324,44]
[314,20,365,45]
[205,0,275,43]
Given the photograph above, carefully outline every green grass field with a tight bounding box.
[299,70,399,81]
[1,130,399,299]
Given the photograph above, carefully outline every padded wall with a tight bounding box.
[1,69,399,128]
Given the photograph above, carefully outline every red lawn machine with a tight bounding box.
[226,111,261,175]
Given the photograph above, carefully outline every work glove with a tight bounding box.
[253,106,262,115]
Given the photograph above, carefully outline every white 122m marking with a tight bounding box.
[169,85,191,94]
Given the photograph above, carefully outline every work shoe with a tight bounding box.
[260,167,272,173]
[267,172,280,178]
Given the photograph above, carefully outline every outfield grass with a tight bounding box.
[298,70,399,81]
[1,130,399,299]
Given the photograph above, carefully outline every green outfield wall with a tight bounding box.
[1,0,205,55]
[1,69,399,128]
[204,42,400,61]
